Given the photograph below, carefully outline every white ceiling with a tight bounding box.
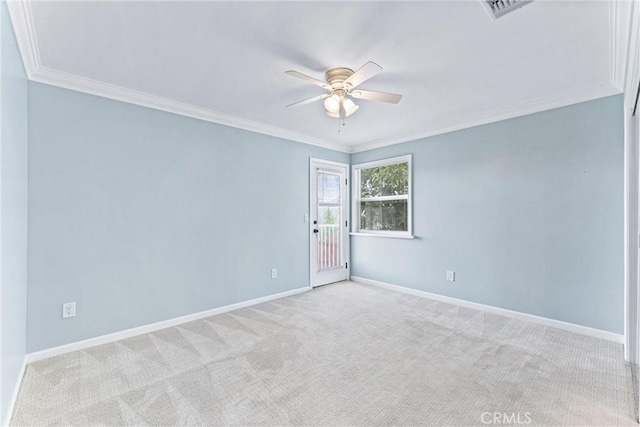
[9,1,630,152]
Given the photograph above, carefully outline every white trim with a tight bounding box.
[351,276,625,344]
[309,160,313,289]
[25,287,310,363]
[308,158,349,169]
[610,0,618,90]
[350,232,415,240]
[352,154,413,238]
[6,0,39,78]
[360,195,408,202]
[624,0,640,111]
[3,359,26,427]
[624,108,639,363]
[352,155,412,171]
[610,0,634,91]
[348,84,620,153]
[623,0,640,364]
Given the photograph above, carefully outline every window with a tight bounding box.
[352,155,413,238]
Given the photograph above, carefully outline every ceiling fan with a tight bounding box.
[285,61,402,128]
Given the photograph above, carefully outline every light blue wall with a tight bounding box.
[351,95,624,334]
[0,1,28,423]
[22,67,627,349]
[27,82,348,353]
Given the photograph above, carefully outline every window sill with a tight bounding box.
[349,232,415,240]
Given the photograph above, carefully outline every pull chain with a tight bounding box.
[336,96,348,132]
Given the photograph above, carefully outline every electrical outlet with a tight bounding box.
[446,271,455,282]
[62,302,76,319]
[304,214,309,223]
[271,268,278,279]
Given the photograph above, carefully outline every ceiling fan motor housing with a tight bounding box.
[325,67,354,91]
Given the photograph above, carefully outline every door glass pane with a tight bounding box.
[318,171,341,204]
[317,170,342,271]
[360,199,408,231]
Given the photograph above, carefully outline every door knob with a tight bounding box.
[313,228,319,234]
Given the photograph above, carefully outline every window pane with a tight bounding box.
[360,200,408,231]
[360,162,408,198]
[317,171,341,204]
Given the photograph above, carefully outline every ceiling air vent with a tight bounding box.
[480,0,532,20]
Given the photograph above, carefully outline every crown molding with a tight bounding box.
[610,0,636,91]
[5,0,630,156]
[624,0,640,110]
[6,0,39,78]
[25,67,624,156]
[6,1,351,153]
[31,66,350,153]
[348,83,621,154]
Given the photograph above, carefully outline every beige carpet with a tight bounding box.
[11,281,638,426]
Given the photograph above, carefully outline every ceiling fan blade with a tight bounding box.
[344,61,383,89]
[286,93,330,108]
[350,89,402,104]
[285,70,330,89]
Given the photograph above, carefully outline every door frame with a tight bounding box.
[624,0,640,366]
[625,97,639,365]
[309,158,350,288]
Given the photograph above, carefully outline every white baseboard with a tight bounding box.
[350,276,624,344]
[26,286,310,363]
[4,358,27,427]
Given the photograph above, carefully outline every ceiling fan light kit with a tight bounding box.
[323,93,341,113]
[342,98,358,116]
[285,61,402,131]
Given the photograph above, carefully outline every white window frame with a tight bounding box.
[351,154,413,239]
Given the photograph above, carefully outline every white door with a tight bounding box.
[310,159,349,287]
